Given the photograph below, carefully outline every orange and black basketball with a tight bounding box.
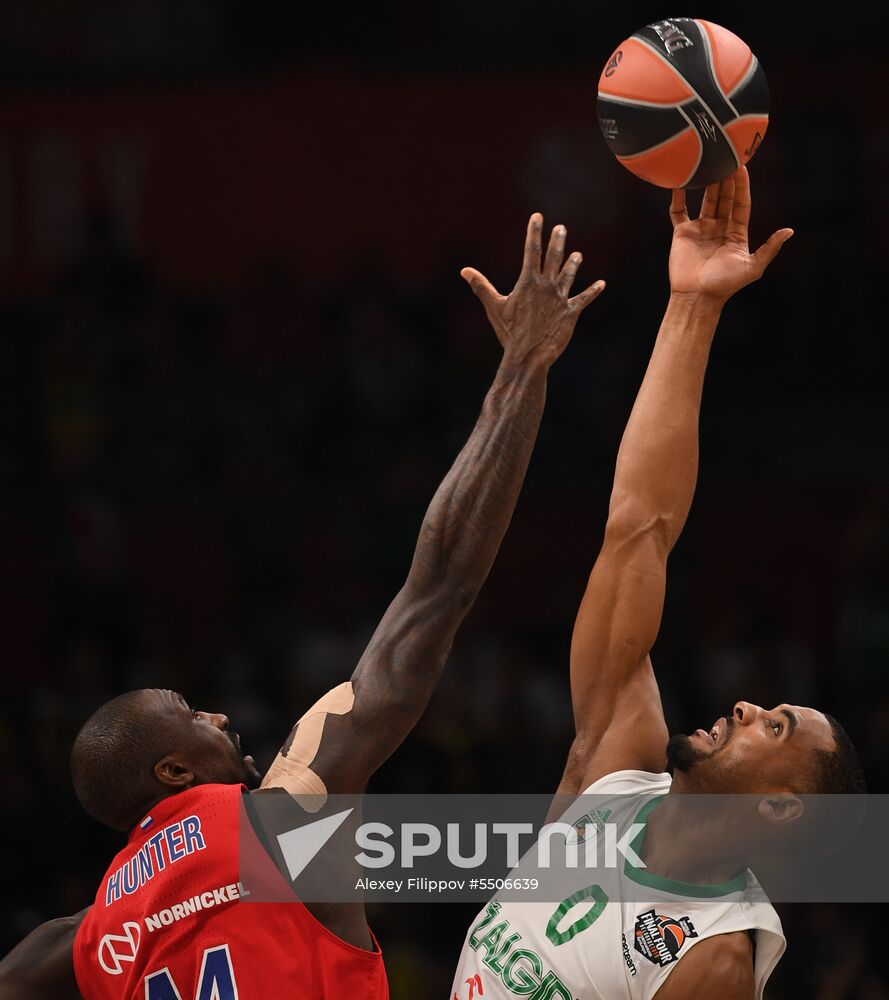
[597,18,769,189]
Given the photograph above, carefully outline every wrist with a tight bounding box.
[667,290,726,319]
[498,348,551,381]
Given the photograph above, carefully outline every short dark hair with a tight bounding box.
[811,715,867,794]
[71,691,166,831]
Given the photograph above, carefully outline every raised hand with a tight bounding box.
[668,166,793,303]
[460,214,606,368]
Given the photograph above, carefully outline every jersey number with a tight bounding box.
[545,884,609,946]
[145,944,239,999]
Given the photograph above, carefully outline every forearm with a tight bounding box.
[404,355,548,603]
[343,355,549,771]
[607,293,722,549]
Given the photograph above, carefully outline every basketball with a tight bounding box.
[597,18,769,189]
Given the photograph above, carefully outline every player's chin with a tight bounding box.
[665,732,708,772]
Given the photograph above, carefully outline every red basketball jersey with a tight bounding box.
[73,784,388,999]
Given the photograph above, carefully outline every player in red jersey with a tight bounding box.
[0,216,606,999]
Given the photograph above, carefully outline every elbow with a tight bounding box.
[603,497,675,554]
[450,579,481,612]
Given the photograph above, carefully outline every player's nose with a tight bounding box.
[733,701,760,725]
[196,710,229,730]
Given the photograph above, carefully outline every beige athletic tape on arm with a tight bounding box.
[260,681,355,812]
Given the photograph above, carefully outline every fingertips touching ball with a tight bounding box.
[597,18,769,189]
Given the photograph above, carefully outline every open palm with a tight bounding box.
[668,167,793,302]
[460,214,606,369]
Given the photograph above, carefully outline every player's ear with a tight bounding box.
[757,793,804,826]
[155,755,195,789]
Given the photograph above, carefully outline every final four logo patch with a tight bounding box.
[633,910,698,966]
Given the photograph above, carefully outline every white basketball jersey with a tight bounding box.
[450,770,786,1000]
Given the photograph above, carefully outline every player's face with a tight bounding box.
[668,701,836,792]
[156,690,263,790]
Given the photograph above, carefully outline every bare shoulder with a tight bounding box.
[0,908,88,1000]
[654,931,754,1000]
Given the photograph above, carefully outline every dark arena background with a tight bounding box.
[1,4,887,996]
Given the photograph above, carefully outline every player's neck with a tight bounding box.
[639,792,753,887]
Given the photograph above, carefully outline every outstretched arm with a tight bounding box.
[0,910,87,1000]
[264,215,605,797]
[560,167,793,794]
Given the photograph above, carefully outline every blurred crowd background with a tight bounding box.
[1,3,887,996]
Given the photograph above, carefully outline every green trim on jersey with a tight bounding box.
[623,795,749,898]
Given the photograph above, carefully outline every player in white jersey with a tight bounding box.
[452,167,867,999]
